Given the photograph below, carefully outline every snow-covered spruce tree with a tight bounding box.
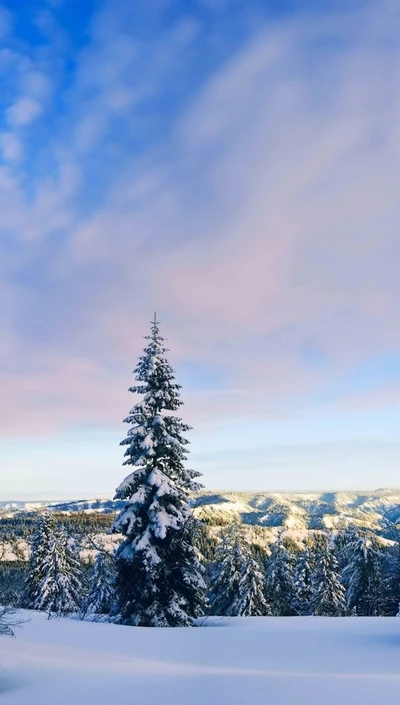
[342,530,385,616]
[309,535,347,616]
[265,537,296,616]
[111,316,205,627]
[292,545,314,616]
[210,522,271,616]
[22,513,57,609]
[35,527,82,617]
[81,551,116,619]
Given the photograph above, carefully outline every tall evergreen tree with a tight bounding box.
[292,545,313,615]
[210,522,271,616]
[111,316,205,627]
[82,551,116,619]
[310,536,346,616]
[265,537,296,616]
[22,513,57,609]
[342,530,384,616]
[35,527,82,617]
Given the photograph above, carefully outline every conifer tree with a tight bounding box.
[0,606,22,636]
[111,316,205,627]
[35,527,82,617]
[210,522,271,616]
[265,537,296,616]
[292,545,313,615]
[22,513,57,609]
[82,551,116,619]
[310,536,346,616]
[342,530,384,616]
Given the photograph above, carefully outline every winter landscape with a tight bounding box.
[2,317,400,704]
[1,0,400,703]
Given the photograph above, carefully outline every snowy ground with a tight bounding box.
[1,613,400,704]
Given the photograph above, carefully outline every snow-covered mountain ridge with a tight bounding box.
[2,488,400,532]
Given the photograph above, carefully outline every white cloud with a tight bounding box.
[6,97,42,126]
[22,71,51,100]
[0,132,22,162]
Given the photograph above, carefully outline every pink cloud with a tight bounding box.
[340,381,400,413]
[1,1,400,436]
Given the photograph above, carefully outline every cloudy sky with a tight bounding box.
[0,0,399,499]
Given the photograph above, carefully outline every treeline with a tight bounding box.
[2,513,400,619]
[0,510,114,539]
[208,522,400,617]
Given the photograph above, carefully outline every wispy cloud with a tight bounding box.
[0,132,22,161]
[0,0,399,439]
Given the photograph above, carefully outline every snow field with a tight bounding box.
[1,612,400,704]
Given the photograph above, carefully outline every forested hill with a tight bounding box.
[192,489,400,532]
[2,488,400,534]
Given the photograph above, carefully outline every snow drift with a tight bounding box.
[1,611,400,704]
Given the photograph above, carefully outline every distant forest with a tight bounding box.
[2,508,400,618]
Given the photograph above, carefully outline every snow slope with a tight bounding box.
[1,612,400,704]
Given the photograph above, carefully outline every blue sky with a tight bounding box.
[0,0,399,499]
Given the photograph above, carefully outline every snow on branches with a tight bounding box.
[111,316,205,626]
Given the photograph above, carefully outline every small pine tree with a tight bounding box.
[23,513,57,608]
[310,536,346,616]
[265,537,296,616]
[292,545,313,615]
[0,606,21,636]
[35,527,82,617]
[111,316,205,627]
[82,551,116,619]
[342,530,385,616]
[210,522,271,616]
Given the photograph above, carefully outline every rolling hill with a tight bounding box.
[2,488,400,533]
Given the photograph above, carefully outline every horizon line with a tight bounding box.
[1,486,400,503]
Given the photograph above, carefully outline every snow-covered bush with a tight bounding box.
[210,522,271,616]
[310,535,346,616]
[34,527,82,618]
[292,545,314,616]
[81,550,116,619]
[22,513,57,608]
[342,530,385,616]
[265,537,296,616]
